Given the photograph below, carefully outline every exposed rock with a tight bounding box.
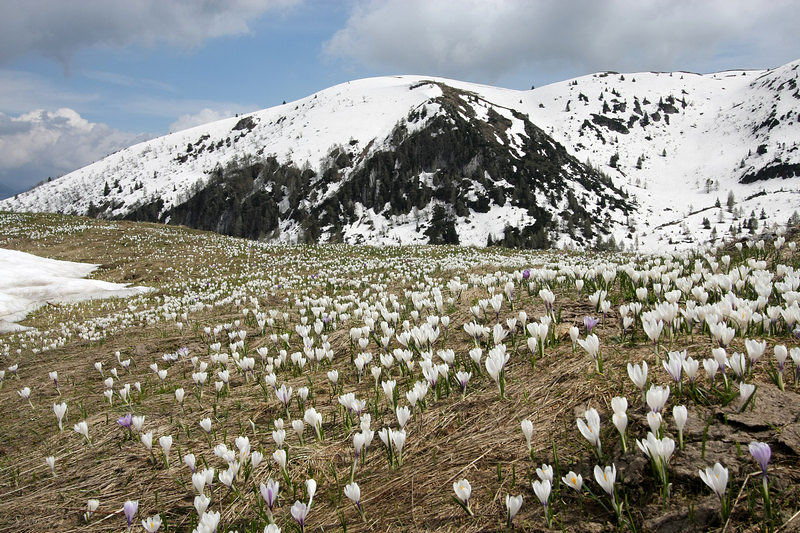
[643,496,720,533]
[671,439,743,483]
[618,452,649,487]
[726,383,800,430]
[576,522,606,533]
[778,421,800,455]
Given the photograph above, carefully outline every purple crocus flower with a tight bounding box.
[123,500,138,529]
[117,414,132,429]
[276,384,292,406]
[749,441,771,478]
[522,269,531,280]
[260,478,279,511]
[291,501,309,531]
[584,316,599,334]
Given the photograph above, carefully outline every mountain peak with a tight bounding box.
[3,60,799,251]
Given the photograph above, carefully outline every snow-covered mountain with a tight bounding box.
[3,60,799,250]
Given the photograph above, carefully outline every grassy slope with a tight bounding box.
[0,212,798,532]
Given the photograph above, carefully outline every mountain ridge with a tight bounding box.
[3,60,799,250]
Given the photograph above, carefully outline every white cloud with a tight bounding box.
[0,108,149,192]
[0,0,301,65]
[325,0,800,83]
[169,108,241,133]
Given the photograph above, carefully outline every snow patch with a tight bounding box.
[0,248,152,333]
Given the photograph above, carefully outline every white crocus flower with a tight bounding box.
[53,402,67,431]
[159,435,173,467]
[73,420,90,445]
[452,478,473,516]
[627,361,648,393]
[142,514,162,533]
[646,385,670,413]
[536,463,553,483]
[521,419,534,452]
[672,405,688,448]
[577,408,602,455]
[562,471,583,492]
[505,493,523,526]
[699,462,729,501]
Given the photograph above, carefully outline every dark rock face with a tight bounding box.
[117,83,632,247]
[591,113,630,134]
[740,162,800,183]
[164,158,306,240]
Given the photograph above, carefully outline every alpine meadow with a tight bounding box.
[1,2,800,532]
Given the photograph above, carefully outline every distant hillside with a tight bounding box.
[3,60,799,250]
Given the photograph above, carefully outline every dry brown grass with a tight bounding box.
[0,213,798,533]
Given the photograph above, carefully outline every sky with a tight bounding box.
[1,0,799,197]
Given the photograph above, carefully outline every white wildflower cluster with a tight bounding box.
[1,213,797,530]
